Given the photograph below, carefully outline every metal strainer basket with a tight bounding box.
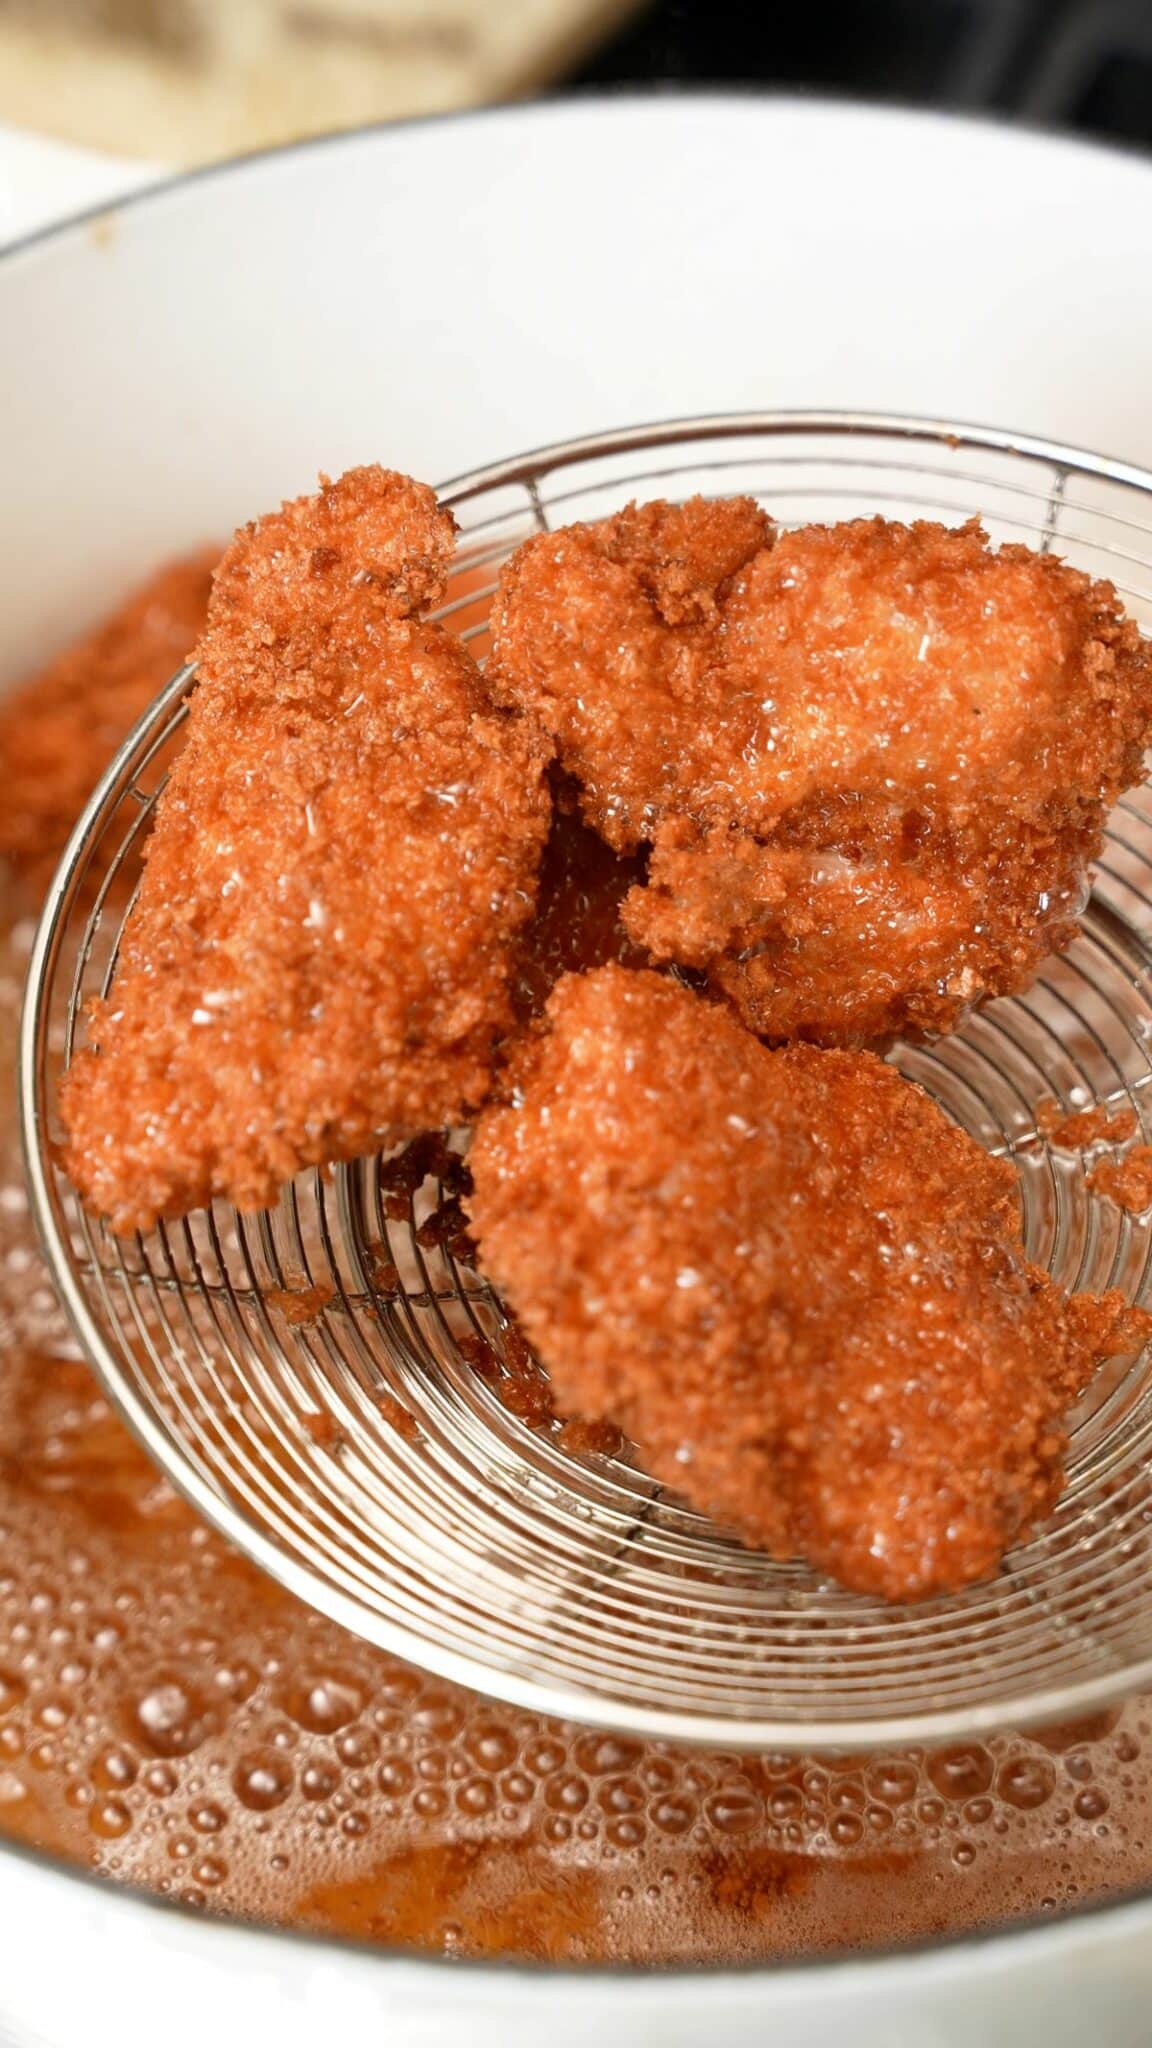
[20,412,1152,1751]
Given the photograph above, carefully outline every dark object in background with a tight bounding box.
[571,0,1152,152]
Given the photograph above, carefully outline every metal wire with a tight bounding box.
[20,411,1152,1749]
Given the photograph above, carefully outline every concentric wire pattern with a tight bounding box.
[20,413,1152,1750]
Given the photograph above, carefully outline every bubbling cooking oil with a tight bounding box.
[3,895,1152,1962]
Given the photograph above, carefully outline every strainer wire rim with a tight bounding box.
[20,407,1152,1750]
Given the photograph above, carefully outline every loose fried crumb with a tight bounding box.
[1037,1100,1139,1151]
[302,1410,342,1448]
[556,1417,626,1459]
[374,1393,422,1444]
[264,1283,335,1326]
[1089,1147,1152,1216]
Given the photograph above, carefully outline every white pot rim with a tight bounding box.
[2,87,1150,273]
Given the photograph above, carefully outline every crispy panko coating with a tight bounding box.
[60,467,551,1233]
[489,495,773,848]
[468,966,1146,1602]
[491,509,1152,1046]
[0,549,217,899]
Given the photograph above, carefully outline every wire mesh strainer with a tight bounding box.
[20,411,1152,1751]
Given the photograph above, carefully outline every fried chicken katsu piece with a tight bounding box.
[491,509,1152,1046]
[468,966,1144,1602]
[60,467,551,1234]
[0,549,217,899]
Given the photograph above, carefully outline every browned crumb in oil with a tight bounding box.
[457,1332,501,1379]
[1037,1100,1139,1151]
[364,1247,401,1295]
[379,1132,467,1197]
[492,1318,554,1427]
[302,1409,342,1448]
[457,1324,554,1428]
[556,1417,626,1459]
[264,1282,335,1325]
[414,1195,476,1262]
[380,1137,472,1227]
[374,1391,422,1444]
[497,1366,554,1427]
[1089,1146,1152,1215]
[296,1840,605,1960]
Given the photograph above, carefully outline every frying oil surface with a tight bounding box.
[3,897,1152,1962]
[4,554,1152,1966]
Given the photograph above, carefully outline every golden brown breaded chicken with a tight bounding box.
[490,509,1152,1045]
[0,549,218,900]
[468,965,1146,1602]
[60,467,551,1233]
[489,494,773,848]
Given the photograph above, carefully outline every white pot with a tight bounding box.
[3,1835,1152,2047]
[4,93,1152,2044]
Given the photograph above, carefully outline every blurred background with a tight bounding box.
[0,0,1148,165]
